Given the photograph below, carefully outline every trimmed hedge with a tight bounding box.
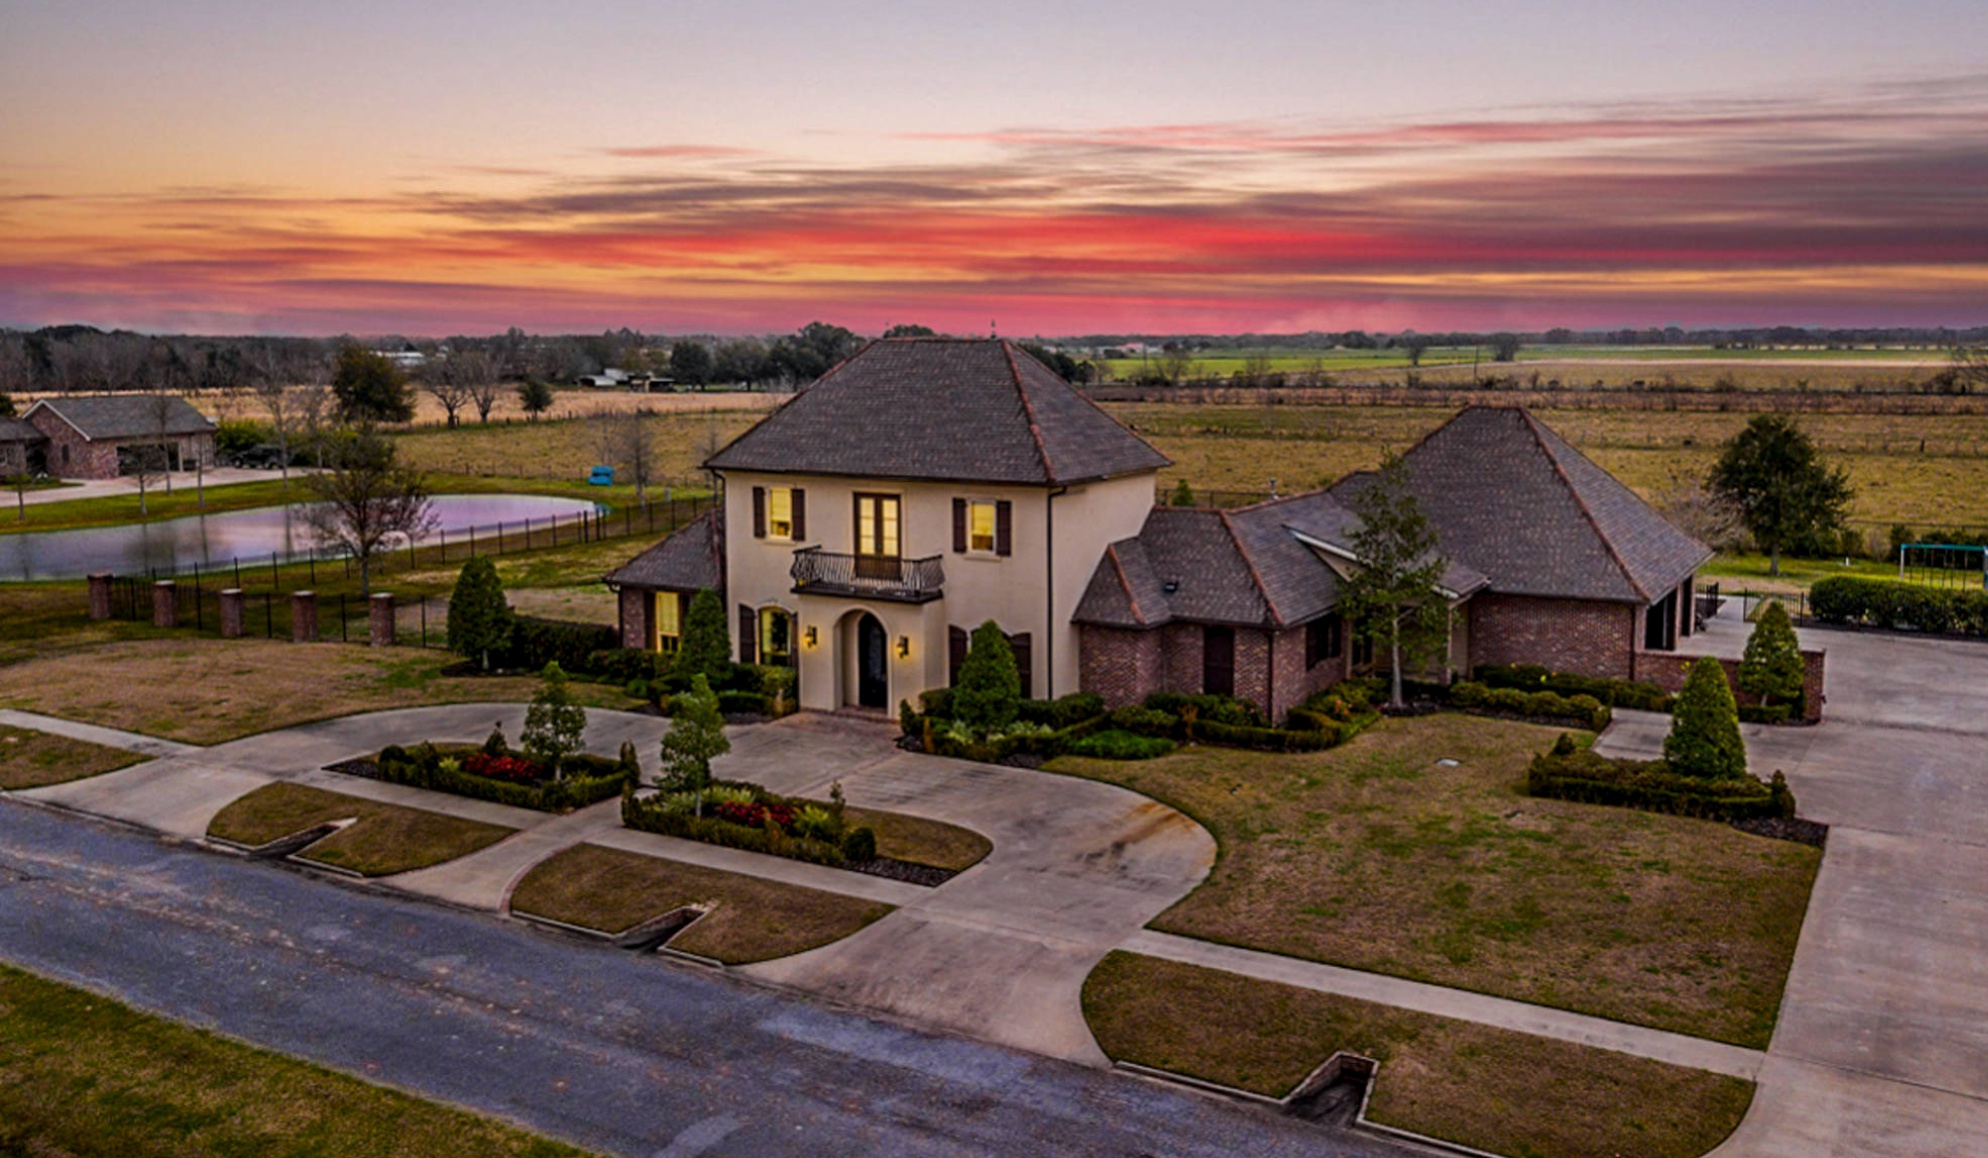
[1065,729,1177,760]
[1474,664,1674,713]
[504,617,617,675]
[376,743,628,813]
[905,711,1113,763]
[1527,743,1796,823]
[1809,575,1988,637]
[1449,681,1612,730]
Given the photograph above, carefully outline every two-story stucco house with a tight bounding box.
[607,338,1710,720]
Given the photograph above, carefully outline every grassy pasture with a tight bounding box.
[395,407,766,484]
[1085,951,1753,1158]
[1049,713,1819,1048]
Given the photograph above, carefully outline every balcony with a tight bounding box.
[790,547,945,603]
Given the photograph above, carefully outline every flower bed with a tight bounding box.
[621,780,873,867]
[373,742,631,813]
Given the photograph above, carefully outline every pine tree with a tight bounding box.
[1737,601,1804,710]
[657,674,729,789]
[521,662,588,776]
[673,587,730,687]
[1169,479,1196,507]
[1665,655,1747,779]
[954,621,1021,733]
[446,556,512,671]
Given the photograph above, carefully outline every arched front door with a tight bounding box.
[856,613,889,709]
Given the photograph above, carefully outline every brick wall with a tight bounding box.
[1078,625,1165,708]
[1630,648,1826,722]
[1161,623,1203,692]
[1469,593,1637,679]
[618,587,649,650]
[30,413,119,479]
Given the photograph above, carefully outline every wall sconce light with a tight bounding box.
[896,635,911,658]
[804,626,818,648]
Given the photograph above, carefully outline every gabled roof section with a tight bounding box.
[1332,405,1709,603]
[605,510,724,593]
[704,338,1169,485]
[25,394,216,440]
[0,418,44,443]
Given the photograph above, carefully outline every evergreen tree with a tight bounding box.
[1339,451,1449,708]
[673,587,731,686]
[1665,655,1747,779]
[331,347,414,423]
[1169,479,1196,507]
[1738,600,1805,710]
[516,377,554,420]
[446,556,512,670]
[657,674,729,789]
[1708,415,1853,576]
[521,662,587,776]
[954,621,1021,732]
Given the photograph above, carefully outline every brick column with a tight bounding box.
[151,581,178,629]
[87,572,113,620]
[368,592,395,647]
[291,591,318,643]
[219,589,246,638]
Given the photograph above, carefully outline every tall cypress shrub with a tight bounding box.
[446,556,512,671]
[1738,601,1804,709]
[673,587,730,687]
[1665,655,1747,779]
[953,621,1020,733]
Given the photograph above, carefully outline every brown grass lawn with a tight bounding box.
[0,725,143,789]
[0,963,590,1158]
[207,782,515,876]
[1085,952,1753,1158]
[0,638,637,745]
[1108,400,1988,531]
[509,843,892,964]
[1049,714,1819,1047]
[842,806,992,871]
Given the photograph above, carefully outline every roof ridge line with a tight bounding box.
[1002,340,1057,485]
[1217,508,1284,627]
[1518,409,1651,602]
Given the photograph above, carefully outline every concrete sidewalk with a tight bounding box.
[0,709,203,760]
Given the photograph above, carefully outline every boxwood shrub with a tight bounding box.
[1474,664,1674,713]
[1527,743,1796,822]
[1449,680,1612,730]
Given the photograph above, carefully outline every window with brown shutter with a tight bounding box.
[948,625,969,686]
[995,500,1012,557]
[952,498,968,554]
[751,486,766,538]
[738,605,756,663]
[791,488,806,541]
[1009,632,1032,699]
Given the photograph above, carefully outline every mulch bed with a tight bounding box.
[847,857,958,887]
[1731,815,1829,847]
[325,757,383,779]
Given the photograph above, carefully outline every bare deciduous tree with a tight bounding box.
[451,351,501,423]
[302,427,435,597]
[592,408,658,504]
[1951,345,1988,393]
[248,349,298,484]
[420,359,474,427]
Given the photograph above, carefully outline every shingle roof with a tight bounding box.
[1331,406,1709,603]
[1074,490,1489,629]
[704,338,1170,485]
[0,418,43,443]
[26,395,216,440]
[605,510,724,592]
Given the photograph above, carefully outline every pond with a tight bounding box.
[0,494,604,582]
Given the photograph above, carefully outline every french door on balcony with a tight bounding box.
[853,493,901,581]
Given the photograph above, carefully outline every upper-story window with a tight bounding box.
[752,485,806,542]
[952,497,1012,557]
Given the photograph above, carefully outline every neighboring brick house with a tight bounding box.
[0,419,46,477]
[22,395,217,480]
[608,345,1712,719]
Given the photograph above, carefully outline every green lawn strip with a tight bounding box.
[0,724,143,789]
[1048,713,1819,1048]
[1084,951,1753,1158]
[207,782,514,876]
[0,962,592,1158]
[508,843,892,964]
[841,806,991,871]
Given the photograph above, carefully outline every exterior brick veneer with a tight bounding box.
[1631,648,1827,722]
[87,573,112,620]
[1079,626,1166,708]
[291,591,318,642]
[1470,593,1637,679]
[1078,620,1352,721]
[151,581,177,629]
[368,592,395,647]
[619,587,648,650]
[219,588,245,638]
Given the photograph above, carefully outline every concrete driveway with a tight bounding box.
[1599,612,1988,1156]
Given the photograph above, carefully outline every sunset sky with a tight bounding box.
[5,0,1987,337]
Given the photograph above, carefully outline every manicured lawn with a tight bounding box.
[0,638,636,744]
[0,724,142,789]
[842,806,992,871]
[0,963,591,1157]
[1085,951,1752,1158]
[509,843,892,964]
[208,782,515,876]
[1049,713,1819,1047]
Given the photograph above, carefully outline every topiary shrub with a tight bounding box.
[1666,655,1747,779]
[673,587,732,687]
[954,621,1021,732]
[446,556,512,671]
[1739,601,1805,709]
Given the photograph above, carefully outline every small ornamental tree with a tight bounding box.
[673,587,731,687]
[1665,655,1747,779]
[446,556,512,671]
[521,662,588,777]
[954,621,1021,733]
[657,674,729,790]
[1738,600,1805,710]
[1339,451,1449,708]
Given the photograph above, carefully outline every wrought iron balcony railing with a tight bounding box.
[790,547,945,603]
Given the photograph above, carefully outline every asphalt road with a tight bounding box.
[0,801,1411,1158]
